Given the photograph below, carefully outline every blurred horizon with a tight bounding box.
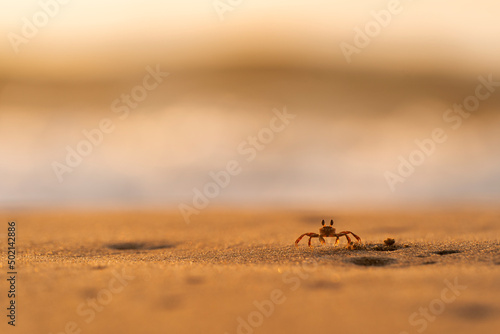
[1,1,500,210]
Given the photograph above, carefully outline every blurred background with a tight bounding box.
[1,0,499,210]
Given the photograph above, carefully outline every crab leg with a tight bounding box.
[336,231,362,243]
[295,233,319,247]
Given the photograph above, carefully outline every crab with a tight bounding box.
[295,219,362,248]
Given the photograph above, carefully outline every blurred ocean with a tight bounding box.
[1,71,499,209]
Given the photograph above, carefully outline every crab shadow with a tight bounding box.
[433,249,461,255]
[347,256,398,267]
[300,242,406,252]
[295,242,402,267]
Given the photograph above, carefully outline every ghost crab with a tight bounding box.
[295,219,362,248]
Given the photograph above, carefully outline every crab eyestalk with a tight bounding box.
[330,220,334,226]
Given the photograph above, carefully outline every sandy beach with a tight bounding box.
[1,208,499,334]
